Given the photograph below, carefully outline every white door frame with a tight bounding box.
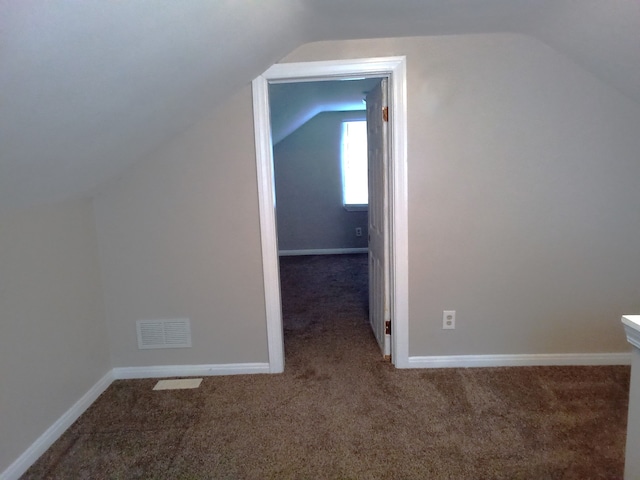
[252,56,409,372]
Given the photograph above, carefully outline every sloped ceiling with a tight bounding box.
[0,0,309,208]
[523,1,640,103]
[270,78,382,145]
[1,0,639,209]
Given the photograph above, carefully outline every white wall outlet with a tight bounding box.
[355,227,363,237]
[443,310,456,330]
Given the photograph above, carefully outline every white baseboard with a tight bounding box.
[112,362,271,379]
[1,362,270,479]
[1,370,114,480]
[2,353,630,479]
[279,248,367,257]
[407,352,632,369]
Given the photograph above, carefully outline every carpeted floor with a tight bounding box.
[23,254,630,479]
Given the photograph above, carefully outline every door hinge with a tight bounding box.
[385,320,391,335]
[382,106,389,122]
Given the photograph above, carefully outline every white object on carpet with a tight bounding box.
[153,378,202,390]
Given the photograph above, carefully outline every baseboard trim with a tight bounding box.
[3,352,630,479]
[279,248,367,257]
[1,362,271,479]
[112,362,271,379]
[407,352,632,369]
[1,370,114,480]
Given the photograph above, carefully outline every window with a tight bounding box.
[341,120,368,210]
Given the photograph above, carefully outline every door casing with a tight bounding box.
[252,56,409,372]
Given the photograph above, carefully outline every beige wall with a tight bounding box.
[0,199,110,472]
[94,88,269,367]
[94,33,640,368]
[285,34,640,356]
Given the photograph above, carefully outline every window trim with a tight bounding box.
[343,203,368,212]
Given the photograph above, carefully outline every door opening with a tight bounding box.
[252,57,409,372]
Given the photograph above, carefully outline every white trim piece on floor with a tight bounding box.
[153,378,203,390]
[279,248,368,257]
[1,370,114,480]
[1,353,631,480]
[0,362,271,479]
[112,362,271,379]
[407,352,632,369]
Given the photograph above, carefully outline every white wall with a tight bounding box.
[274,111,368,252]
[94,33,640,369]
[0,199,110,472]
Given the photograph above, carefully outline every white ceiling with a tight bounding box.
[1,0,639,208]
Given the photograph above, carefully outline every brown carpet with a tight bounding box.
[23,254,630,479]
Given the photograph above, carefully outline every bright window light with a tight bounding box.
[341,120,368,207]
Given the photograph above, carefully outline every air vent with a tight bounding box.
[136,319,192,349]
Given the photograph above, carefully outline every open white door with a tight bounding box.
[366,78,391,358]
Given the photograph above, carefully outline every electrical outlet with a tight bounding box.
[355,227,363,237]
[443,310,456,330]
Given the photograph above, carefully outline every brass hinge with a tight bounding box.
[382,106,389,122]
[385,320,391,335]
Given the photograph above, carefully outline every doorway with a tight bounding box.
[252,57,409,372]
